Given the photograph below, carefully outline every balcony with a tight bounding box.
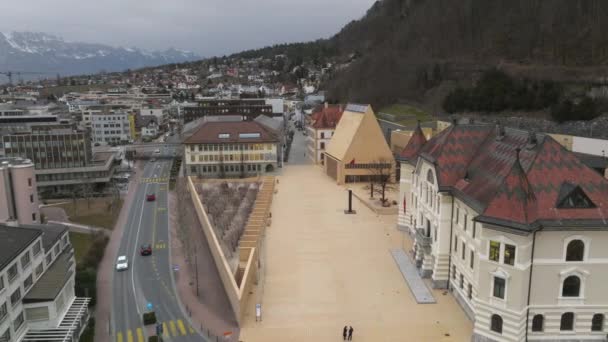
[415,228,432,252]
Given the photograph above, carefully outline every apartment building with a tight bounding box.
[1,125,115,196]
[183,121,279,178]
[90,112,132,144]
[306,103,343,165]
[398,123,608,342]
[0,158,39,225]
[0,223,89,342]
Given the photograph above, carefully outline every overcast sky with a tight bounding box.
[0,0,375,57]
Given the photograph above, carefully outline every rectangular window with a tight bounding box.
[460,274,464,289]
[35,263,43,277]
[54,244,60,256]
[467,284,473,300]
[29,194,34,203]
[470,251,474,269]
[504,244,516,266]
[0,327,9,342]
[0,302,7,322]
[461,242,466,260]
[0,276,3,292]
[472,222,476,238]
[456,207,459,224]
[464,214,467,231]
[32,213,36,221]
[454,236,458,252]
[7,264,18,283]
[489,241,500,262]
[493,277,505,299]
[13,311,24,332]
[10,288,21,307]
[452,265,456,279]
[23,275,33,291]
[33,242,41,257]
[27,178,32,187]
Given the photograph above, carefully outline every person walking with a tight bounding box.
[348,326,354,340]
[342,326,348,340]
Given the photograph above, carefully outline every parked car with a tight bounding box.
[146,193,156,201]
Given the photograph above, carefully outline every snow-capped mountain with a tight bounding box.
[0,31,200,79]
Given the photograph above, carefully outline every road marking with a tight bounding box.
[169,320,177,336]
[117,332,123,342]
[155,243,166,249]
[136,328,144,342]
[130,183,149,317]
[177,319,187,336]
[157,207,167,211]
[127,330,134,342]
[163,322,169,337]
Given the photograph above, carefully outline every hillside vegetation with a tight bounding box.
[324,0,608,109]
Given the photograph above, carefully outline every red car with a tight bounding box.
[146,193,156,201]
[140,244,152,256]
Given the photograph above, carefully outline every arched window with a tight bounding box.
[427,169,434,184]
[560,312,574,331]
[566,240,585,261]
[592,314,604,332]
[532,315,544,332]
[490,315,503,334]
[562,276,581,297]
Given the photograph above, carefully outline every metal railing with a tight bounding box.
[415,228,432,252]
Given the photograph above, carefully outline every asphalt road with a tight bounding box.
[111,156,204,342]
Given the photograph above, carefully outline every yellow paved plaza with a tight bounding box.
[240,165,473,341]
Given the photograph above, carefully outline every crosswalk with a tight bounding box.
[140,177,169,183]
[116,320,196,341]
[155,242,167,249]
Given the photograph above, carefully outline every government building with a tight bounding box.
[398,122,608,341]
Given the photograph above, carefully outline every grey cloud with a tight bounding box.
[0,0,375,56]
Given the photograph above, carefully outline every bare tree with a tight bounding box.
[366,158,397,206]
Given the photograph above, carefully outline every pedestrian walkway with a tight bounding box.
[115,320,197,342]
[140,177,169,183]
[390,249,436,304]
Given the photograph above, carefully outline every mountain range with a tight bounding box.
[0,31,200,81]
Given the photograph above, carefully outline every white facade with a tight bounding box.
[306,127,335,164]
[185,142,278,177]
[400,159,608,342]
[140,108,163,121]
[91,112,131,144]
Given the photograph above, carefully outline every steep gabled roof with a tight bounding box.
[310,105,344,129]
[398,122,427,164]
[414,124,608,232]
[324,104,367,160]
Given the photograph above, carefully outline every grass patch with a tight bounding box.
[378,104,432,126]
[69,232,93,264]
[57,197,123,230]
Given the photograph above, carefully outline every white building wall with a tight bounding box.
[571,136,608,157]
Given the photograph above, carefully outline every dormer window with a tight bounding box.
[556,182,595,209]
[427,169,434,184]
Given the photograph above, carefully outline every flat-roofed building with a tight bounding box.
[182,99,274,123]
[183,121,279,178]
[0,158,39,225]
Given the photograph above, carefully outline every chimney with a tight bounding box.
[526,131,538,149]
[324,102,328,109]
[496,123,505,141]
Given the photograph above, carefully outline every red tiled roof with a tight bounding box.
[183,121,278,144]
[413,124,608,231]
[398,123,427,162]
[310,105,344,129]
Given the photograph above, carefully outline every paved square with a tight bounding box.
[240,165,472,341]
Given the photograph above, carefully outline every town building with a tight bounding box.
[183,121,279,178]
[398,122,608,342]
[253,115,285,167]
[182,99,274,123]
[0,158,40,225]
[1,125,115,196]
[306,103,343,165]
[90,112,132,145]
[0,223,90,342]
[323,104,395,184]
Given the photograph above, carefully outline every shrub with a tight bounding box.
[143,312,157,325]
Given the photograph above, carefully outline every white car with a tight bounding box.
[116,256,129,271]
[154,149,161,154]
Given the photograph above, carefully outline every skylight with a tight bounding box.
[218,133,230,139]
[239,133,261,139]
